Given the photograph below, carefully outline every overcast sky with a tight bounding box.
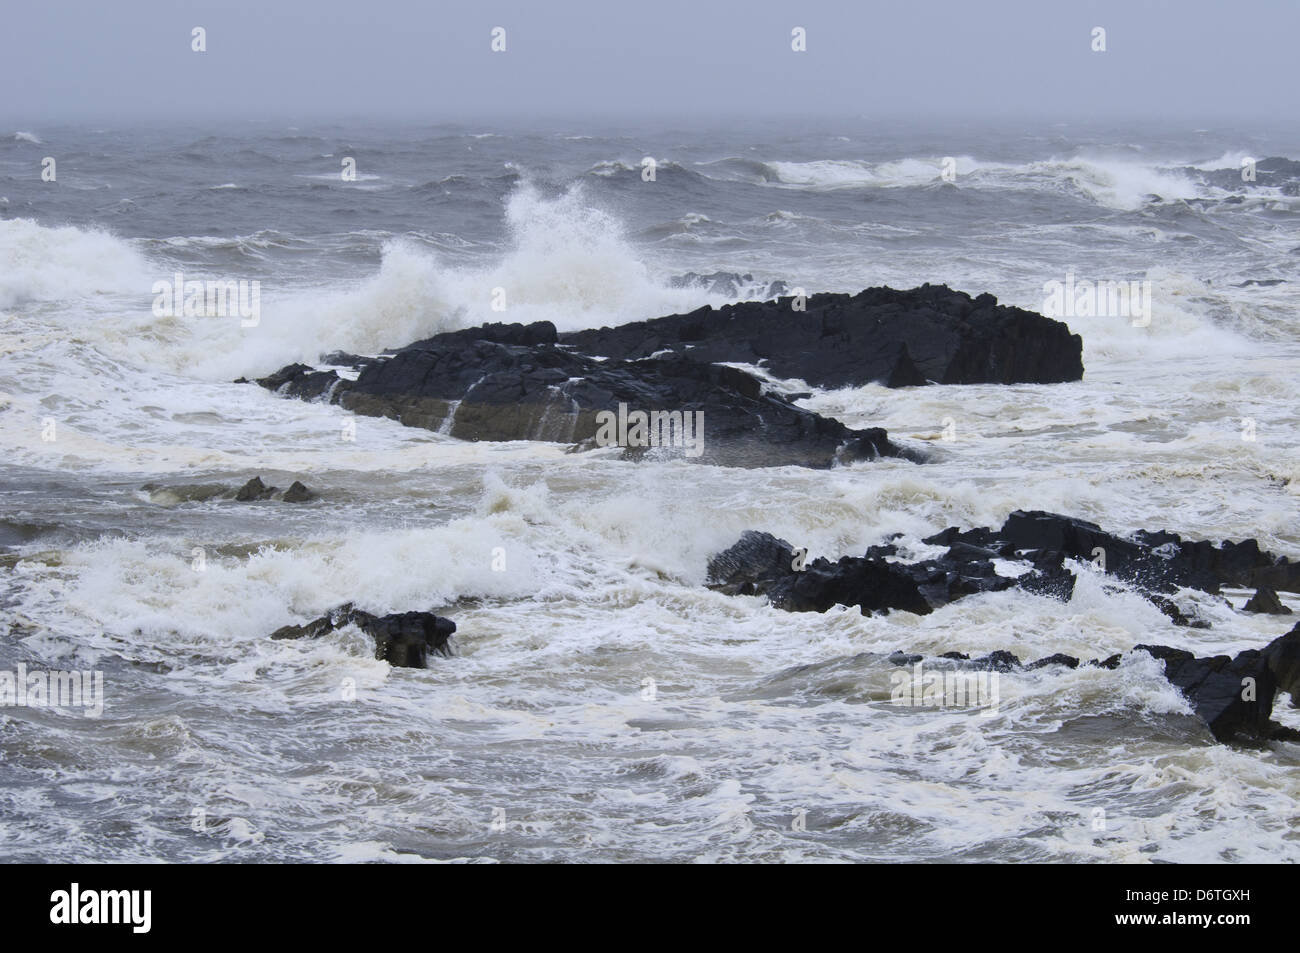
[3,0,1295,123]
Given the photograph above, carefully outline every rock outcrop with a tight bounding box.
[270,604,456,668]
[251,284,1085,467]
[874,622,1300,745]
[559,284,1084,388]
[707,516,1300,744]
[258,323,918,469]
[707,510,1300,626]
[1244,586,1292,614]
[141,476,316,504]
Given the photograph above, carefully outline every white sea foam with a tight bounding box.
[0,218,152,310]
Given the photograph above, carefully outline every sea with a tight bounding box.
[1,117,1298,862]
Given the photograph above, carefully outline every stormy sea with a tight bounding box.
[2,118,1299,863]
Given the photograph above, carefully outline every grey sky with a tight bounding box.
[3,0,1295,122]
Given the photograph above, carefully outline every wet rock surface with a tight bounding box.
[270,603,456,668]
[559,284,1084,388]
[252,284,1085,467]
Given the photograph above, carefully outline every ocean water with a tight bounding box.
[2,118,1299,862]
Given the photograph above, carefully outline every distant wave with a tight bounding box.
[687,152,1300,211]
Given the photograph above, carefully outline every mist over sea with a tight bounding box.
[2,118,1299,861]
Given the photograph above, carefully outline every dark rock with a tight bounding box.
[1244,586,1291,614]
[319,350,370,368]
[235,476,273,501]
[848,629,1300,744]
[1026,653,1080,670]
[270,603,456,668]
[1150,594,1210,629]
[705,529,1055,618]
[710,511,1300,634]
[942,510,1300,597]
[1263,621,1300,703]
[969,651,1021,672]
[558,284,1084,388]
[250,284,1084,466]
[1132,643,1277,743]
[281,480,315,503]
[262,330,918,469]
[395,320,559,352]
[887,651,924,666]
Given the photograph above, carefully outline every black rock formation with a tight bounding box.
[258,324,918,469]
[559,284,1084,388]
[1244,586,1292,614]
[270,603,456,668]
[708,511,1300,624]
[252,284,1086,467]
[876,622,1300,745]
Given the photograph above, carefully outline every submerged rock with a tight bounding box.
[142,476,316,504]
[706,515,1300,745]
[875,625,1300,745]
[270,603,456,668]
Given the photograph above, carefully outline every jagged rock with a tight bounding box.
[1244,586,1291,614]
[229,476,315,503]
[270,603,456,668]
[1026,653,1080,670]
[259,329,918,469]
[255,364,340,402]
[1132,642,1282,743]
[559,284,1084,388]
[1263,620,1300,703]
[250,284,1086,466]
[281,480,315,503]
[235,477,273,501]
[858,626,1300,744]
[705,529,1065,617]
[926,510,1300,597]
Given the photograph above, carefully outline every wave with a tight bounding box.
[0,218,152,310]
[1,182,733,381]
[693,153,1232,211]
